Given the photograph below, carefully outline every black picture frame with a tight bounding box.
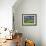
[22,14,37,26]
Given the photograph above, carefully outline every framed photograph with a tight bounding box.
[22,14,37,26]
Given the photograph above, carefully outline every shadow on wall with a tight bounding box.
[12,0,24,10]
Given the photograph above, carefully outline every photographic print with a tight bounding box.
[22,14,37,26]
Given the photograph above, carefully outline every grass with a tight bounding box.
[24,19,34,23]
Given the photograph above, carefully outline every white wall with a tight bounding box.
[0,0,16,29]
[41,0,46,46]
[13,0,41,46]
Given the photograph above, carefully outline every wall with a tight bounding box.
[13,0,41,46]
[41,0,46,46]
[0,0,16,30]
